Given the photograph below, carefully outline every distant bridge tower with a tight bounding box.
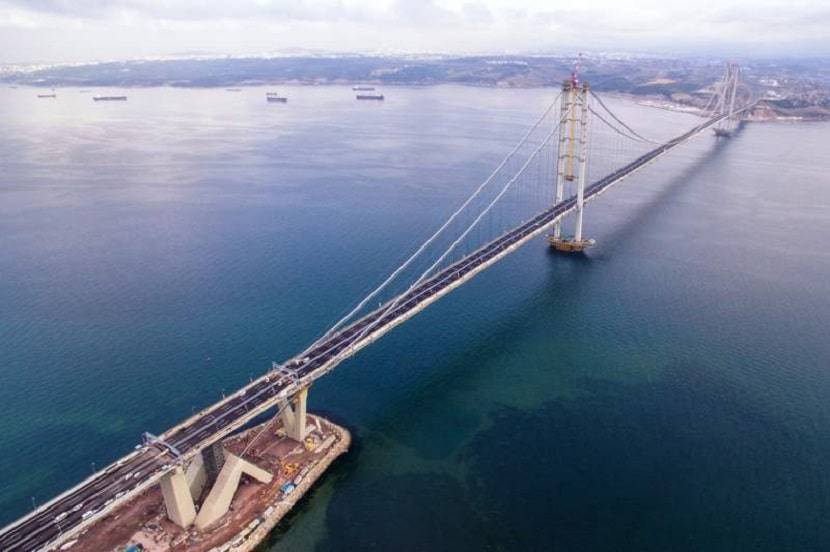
[714,63,741,138]
[550,75,595,253]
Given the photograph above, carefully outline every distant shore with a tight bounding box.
[7,79,827,122]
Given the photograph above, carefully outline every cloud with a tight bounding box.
[2,0,375,22]
[711,2,830,31]
[461,2,494,25]
[0,0,828,63]
[389,0,458,25]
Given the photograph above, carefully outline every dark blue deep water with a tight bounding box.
[1,85,829,551]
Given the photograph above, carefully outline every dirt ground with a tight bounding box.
[66,415,346,552]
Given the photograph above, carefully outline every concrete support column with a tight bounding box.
[553,79,575,239]
[184,450,208,500]
[574,82,590,243]
[194,453,273,530]
[160,466,197,528]
[280,387,309,442]
[203,441,226,485]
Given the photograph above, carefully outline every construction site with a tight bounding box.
[60,413,350,552]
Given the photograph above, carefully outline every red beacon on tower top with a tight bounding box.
[571,52,583,87]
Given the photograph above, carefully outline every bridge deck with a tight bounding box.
[0,112,726,552]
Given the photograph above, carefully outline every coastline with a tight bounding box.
[7,81,824,122]
[230,417,350,552]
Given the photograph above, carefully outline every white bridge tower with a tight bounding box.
[549,75,595,253]
[713,63,741,137]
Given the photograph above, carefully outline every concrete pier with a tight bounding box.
[280,387,309,442]
[159,467,197,528]
[194,453,273,530]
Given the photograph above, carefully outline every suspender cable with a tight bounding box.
[303,92,562,351]
[589,90,658,144]
[310,111,568,367]
[588,106,653,144]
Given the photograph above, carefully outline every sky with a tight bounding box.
[1,0,828,64]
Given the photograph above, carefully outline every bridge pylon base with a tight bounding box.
[548,236,596,253]
[193,452,273,530]
[279,387,309,442]
[160,466,197,528]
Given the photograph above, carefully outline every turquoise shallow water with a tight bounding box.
[1,85,829,551]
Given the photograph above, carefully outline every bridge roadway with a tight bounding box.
[0,111,727,551]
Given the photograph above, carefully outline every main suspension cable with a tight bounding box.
[589,90,658,144]
[588,106,654,144]
[303,110,568,369]
[302,92,563,351]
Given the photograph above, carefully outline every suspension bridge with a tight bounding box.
[0,66,752,551]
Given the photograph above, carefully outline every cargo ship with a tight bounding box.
[93,95,128,101]
[356,94,384,101]
[352,86,375,91]
[37,93,57,98]
[266,92,288,103]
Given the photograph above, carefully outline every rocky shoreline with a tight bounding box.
[213,416,351,552]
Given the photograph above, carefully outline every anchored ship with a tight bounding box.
[352,86,376,91]
[266,92,288,103]
[93,95,128,101]
[356,94,384,101]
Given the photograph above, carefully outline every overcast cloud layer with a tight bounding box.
[1,0,828,64]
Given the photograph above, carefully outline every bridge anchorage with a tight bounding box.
[549,76,594,253]
[156,382,310,531]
